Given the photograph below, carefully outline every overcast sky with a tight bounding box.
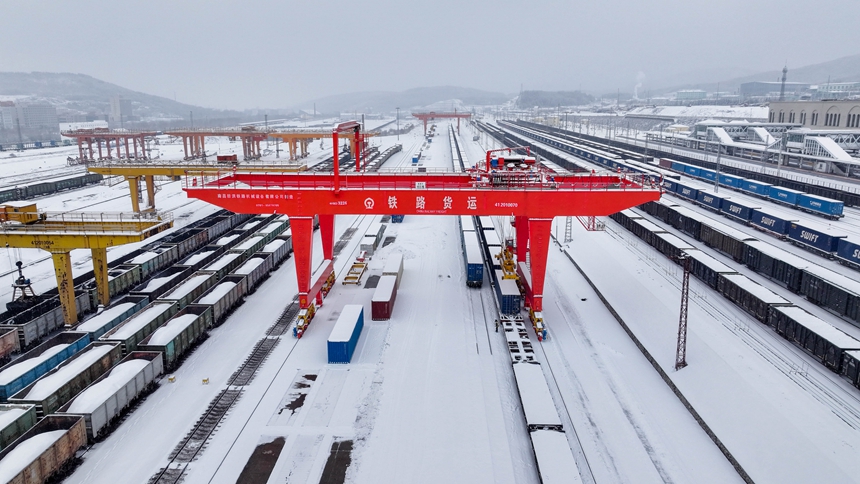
[2,0,858,110]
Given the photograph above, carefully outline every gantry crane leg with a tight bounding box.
[126,176,141,212]
[526,218,553,313]
[515,216,529,264]
[50,251,78,325]
[292,216,315,309]
[316,214,336,306]
[91,248,110,307]
[144,175,156,210]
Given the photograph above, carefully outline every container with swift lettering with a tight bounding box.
[676,183,699,201]
[750,209,795,235]
[836,239,860,268]
[741,179,773,197]
[797,193,844,219]
[696,190,726,211]
[787,223,847,254]
[327,305,364,364]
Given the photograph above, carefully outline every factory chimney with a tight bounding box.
[779,65,788,101]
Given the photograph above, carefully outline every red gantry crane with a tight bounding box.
[183,121,661,338]
[412,111,472,135]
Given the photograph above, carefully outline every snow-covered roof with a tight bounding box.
[234,235,264,251]
[202,253,240,272]
[772,306,860,349]
[145,313,199,347]
[66,359,151,414]
[180,251,214,266]
[530,430,582,483]
[262,239,285,253]
[75,302,136,333]
[329,305,363,343]
[103,303,174,341]
[720,274,790,304]
[371,276,396,302]
[19,344,115,400]
[160,274,212,301]
[233,257,265,275]
[198,282,238,305]
[512,363,561,427]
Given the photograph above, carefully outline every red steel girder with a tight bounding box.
[184,172,660,218]
[412,111,472,135]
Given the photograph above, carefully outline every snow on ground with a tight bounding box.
[11,118,855,483]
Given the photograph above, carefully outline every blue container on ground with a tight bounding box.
[0,332,90,401]
[719,173,743,189]
[677,184,699,201]
[741,179,772,197]
[722,200,756,222]
[391,215,405,223]
[696,191,724,211]
[750,209,793,235]
[768,186,802,206]
[836,239,860,266]
[327,305,364,364]
[787,223,846,253]
[797,193,844,218]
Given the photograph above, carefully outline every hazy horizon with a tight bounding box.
[3,0,859,110]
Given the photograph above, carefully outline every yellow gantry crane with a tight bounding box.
[0,202,173,325]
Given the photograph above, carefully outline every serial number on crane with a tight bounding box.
[495,202,518,208]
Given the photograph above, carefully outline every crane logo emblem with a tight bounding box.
[364,198,374,209]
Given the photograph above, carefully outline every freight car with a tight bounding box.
[138,306,213,371]
[195,275,246,324]
[98,301,178,356]
[0,404,37,451]
[0,415,87,484]
[0,172,103,204]
[57,351,163,441]
[0,332,90,401]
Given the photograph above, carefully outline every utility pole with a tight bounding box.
[190,111,194,129]
[675,255,691,370]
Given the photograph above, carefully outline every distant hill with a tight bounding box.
[295,86,511,114]
[0,72,243,123]
[517,90,595,108]
[656,53,860,95]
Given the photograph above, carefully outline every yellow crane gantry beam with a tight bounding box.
[0,209,173,325]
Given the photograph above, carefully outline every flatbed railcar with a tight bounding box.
[0,172,104,203]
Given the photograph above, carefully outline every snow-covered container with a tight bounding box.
[512,362,562,430]
[199,252,245,280]
[212,230,243,248]
[768,306,860,372]
[382,253,404,289]
[72,295,148,339]
[195,275,246,324]
[159,227,209,259]
[229,254,273,293]
[230,234,267,258]
[106,264,142,297]
[196,215,233,242]
[327,305,364,364]
[0,415,86,484]
[156,272,217,310]
[255,219,290,243]
[98,301,178,356]
[128,244,179,279]
[57,351,163,441]
[2,289,90,350]
[129,266,195,302]
[0,332,90,401]
[0,404,37,451]
[138,306,213,371]
[686,249,738,290]
[495,270,521,315]
[259,234,292,267]
[459,215,476,232]
[8,342,121,417]
[174,245,226,272]
[716,273,792,323]
[371,276,398,321]
[530,429,582,484]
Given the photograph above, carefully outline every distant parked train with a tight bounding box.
[662,159,844,219]
[0,173,104,204]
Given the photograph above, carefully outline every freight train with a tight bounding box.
[0,173,104,204]
[0,210,295,483]
[610,207,860,392]
[660,177,860,265]
[662,159,844,219]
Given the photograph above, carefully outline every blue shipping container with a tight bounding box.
[797,194,844,218]
[787,223,846,253]
[696,191,724,210]
[495,271,521,315]
[741,179,772,197]
[463,231,484,287]
[327,305,364,364]
[684,165,701,177]
[391,215,405,223]
[768,186,802,206]
[719,173,743,189]
[663,179,678,193]
[677,184,699,200]
[0,332,90,400]
[671,161,688,173]
[750,209,793,235]
[699,169,717,182]
[836,239,860,266]
[721,200,757,222]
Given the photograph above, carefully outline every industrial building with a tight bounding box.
[769,100,860,128]
[109,95,134,127]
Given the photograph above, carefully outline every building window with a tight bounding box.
[789,112,795,123]
[769,111,774,122]
[779,111,785,122]
[837,114,841,127]
[800,112,806,125]
[811,112,818,126]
